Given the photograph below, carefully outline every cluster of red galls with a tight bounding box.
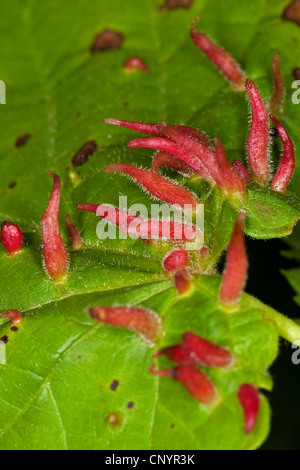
[1,15,291,438]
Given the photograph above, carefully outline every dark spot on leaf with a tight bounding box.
[77,355,82,359]
[170,423,175,428]
[124,102,129,107]
[282,0,300,26]
[72,141,98,167]
[127,401,134,409]
[8,181,17,189]
[269,127,280,138]
[107,413,121,425]
[293,68,300,80]
[0,335,8,343]
[90,29,124,53]
[110,380,119,391]
[15,134,31,148]
[10,326,18,332]
[158,0,194,10]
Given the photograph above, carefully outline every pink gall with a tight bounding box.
[1,222,23,255]
[219,212,248,307]
[183,331,233,368]
[41,171,68,282]
[191,17,246,91]
[245,79,270,186]
[104,163,200,211]
[163,249,188,272]
[269,53,285,118]
[238,383,260,434]
[149,364,217,405]
[89,306,163,343]
[270,115,295,193]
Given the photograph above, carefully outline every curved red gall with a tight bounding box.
[154,344,197,366]
[270,115,295,193]
[269,53,285,118]
[0,309,23,325]
[238,383,260,434]
[104,162,200,211]
[77,203,200,242]
[183,331,233,368]
[190,16,246,91]
[104,117,210,145]
[1,222,23,255]
[105,118,213,181]
[159,122,221,185]
[245,79,270,186]
[127,136,213,182]
[219,212,248,307]
[66,214,83,250]
[89,306,163,343]
[149,364,217,404]
[41,171,68,282]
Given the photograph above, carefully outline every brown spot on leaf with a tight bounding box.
[90,29,124,53]
[158,0,194,10]
[0,335,8,343]
[15,134,31,148]
[107,413,121,425]
[127,401,134,409]
[10,326,18,332]
[8,182,17,189]
[293,67,300,80]
[170,423,175,428]
[72,141,97,167]
[110,380,119,391]
[282,0,300,26]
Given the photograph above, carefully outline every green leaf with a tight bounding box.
[1,0,300,450]
[0,276,280,450]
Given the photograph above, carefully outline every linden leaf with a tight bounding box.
[0,0,300,451]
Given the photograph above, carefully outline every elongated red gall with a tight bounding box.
[77,203,200,242]
[183,332,233,368]
[41,171,68,282]
[1,222,23,255]
[104,162,200,211]
[149,364,217,404]
[245,79,270,186]
[238,383,260,434]
[191,17,246,91]
[270,115,295,193]
[219,212,248,307]
[89,306,163,344]
[154,344,197,366]
[269,53,285,118]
